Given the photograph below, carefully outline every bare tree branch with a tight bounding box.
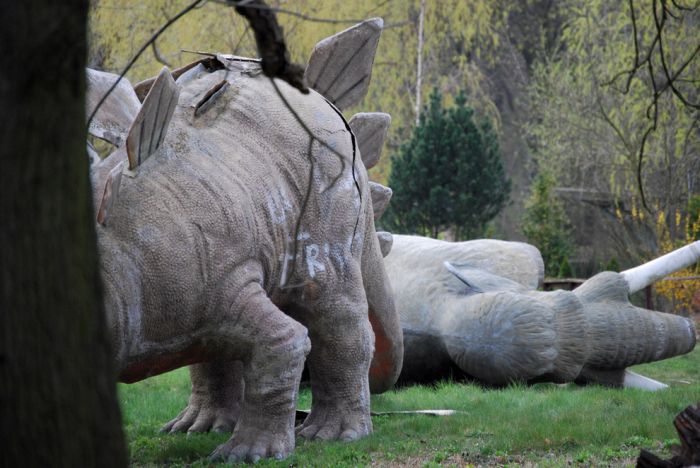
[151,41,171,67]
[215,0,370,25]
[653,0,699,108]
[229,19,251,55]
[605,0,699,109]
[228,0,308,93]
[599,0,699,213]
[212,0,409,28]
[86,0,205,130]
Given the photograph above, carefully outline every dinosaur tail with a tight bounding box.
[361,221,403,393]
[575,272,696,370]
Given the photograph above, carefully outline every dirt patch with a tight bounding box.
[370,451,640,467]
[371,452,530,467]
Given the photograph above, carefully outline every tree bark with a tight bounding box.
[0,2,127,466]
[637,402,700,467]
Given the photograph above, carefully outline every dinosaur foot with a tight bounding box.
[209,422,294,463]
[160,401,238,434]
[296,403,372,441]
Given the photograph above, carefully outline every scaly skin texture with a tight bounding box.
[161,360,243,434]
[386,235,696,388]
[95,64,401,462]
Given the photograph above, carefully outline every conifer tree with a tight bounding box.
[521,171,573,277]
[384,89,510,240]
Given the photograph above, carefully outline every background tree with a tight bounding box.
[521,172,573,277]
[384,89,510,240]
[0,1,127,466]
[654,200,700,314]
[87,0,509,183]
[87,0,699,269]
[689,195,700,241]
[525,0,699,264]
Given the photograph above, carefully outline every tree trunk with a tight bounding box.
[415,0,426,125]
[0,2,127,466]
[637,401,700,467]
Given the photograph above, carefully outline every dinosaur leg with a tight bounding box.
[210,283,310,463]
[161,360,243,434]
[296,276,374,441]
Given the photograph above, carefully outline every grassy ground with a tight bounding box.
[120,348,700,467]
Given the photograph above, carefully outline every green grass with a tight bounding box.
[120,348,700,466]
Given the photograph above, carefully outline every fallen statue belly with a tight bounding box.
[385,234,697,389]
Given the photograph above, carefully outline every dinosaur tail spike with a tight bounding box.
[575,368,670,390]
[621,241,700,294]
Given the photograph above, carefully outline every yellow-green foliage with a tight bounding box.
[90,1,258,79]
[89,0,508,184]
[654,210,700,313]
[526,0,699,260]
[90,1,699,260]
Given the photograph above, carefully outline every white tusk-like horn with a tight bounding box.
[621,241,700,294]
[623,370,668,391]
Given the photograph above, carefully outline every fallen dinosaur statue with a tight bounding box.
[384,234,698,390]
[87,18,403,463]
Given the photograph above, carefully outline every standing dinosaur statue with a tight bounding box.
[385,234,698,389]
[87,18,402,463]
[92,19,699,463]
